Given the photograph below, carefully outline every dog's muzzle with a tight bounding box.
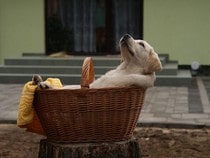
[120,34,131,43]
[120,34,134,56]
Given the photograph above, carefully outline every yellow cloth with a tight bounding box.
[17,78,63,135]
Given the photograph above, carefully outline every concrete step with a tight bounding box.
[21,53,169,64]
[155,70,192,86]
[0,55,191,86]
[158,54,168,65]
[0,73,81,85]
[4,57,121,66]
[156,62,178,75]
[0,62,177,76]
[0,65,116,75]
[0,65,83,74]
[0,70,191,86]
[4,55,167,66]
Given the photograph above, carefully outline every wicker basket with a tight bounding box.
[34,57,146,142]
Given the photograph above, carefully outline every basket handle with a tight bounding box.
[80,57,95,88]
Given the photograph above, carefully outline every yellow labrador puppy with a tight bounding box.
[33,34,162,89]
[90,34,162,88]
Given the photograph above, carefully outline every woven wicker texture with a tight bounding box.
[34,57,146,142]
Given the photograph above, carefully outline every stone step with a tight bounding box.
[0,70,191,86]
[4,55,167,66]
[0,62,177,75]
[158,54,168,65]
[4,56,121,66]
[22,53,169,63]
[156,62,177,75]
[1,55,191,86]
[0,73,81,85]
[21,53,169,64]
[155,70,192,86]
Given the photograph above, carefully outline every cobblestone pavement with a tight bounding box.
[0,77,210,128]
[0,84,22,122]
[139,77,210,127]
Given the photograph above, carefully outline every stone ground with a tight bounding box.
[1,77,210,127]
[0,77,210,157]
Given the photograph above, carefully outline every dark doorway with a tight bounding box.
[45,0,143,55]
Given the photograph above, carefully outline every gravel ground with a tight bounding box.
[0,124,210,158]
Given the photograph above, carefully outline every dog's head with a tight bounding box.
[120,34,162,74]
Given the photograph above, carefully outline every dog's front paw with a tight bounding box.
[39,82,52,89]
[32,74,43,85]
[32,74,51,89]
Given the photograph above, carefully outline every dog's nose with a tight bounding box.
[122,34,131,41]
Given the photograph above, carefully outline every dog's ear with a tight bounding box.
[143,52,162,73]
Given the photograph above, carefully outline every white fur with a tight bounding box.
[89,34,162,88]
[37,34,162,90]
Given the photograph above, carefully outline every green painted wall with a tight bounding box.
[0,0,45,64]
[0,0,209,65]
[144,0,210,65]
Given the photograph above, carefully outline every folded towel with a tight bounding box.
[17,78,63,135]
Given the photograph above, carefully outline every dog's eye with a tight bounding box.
[139,42,145,48]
